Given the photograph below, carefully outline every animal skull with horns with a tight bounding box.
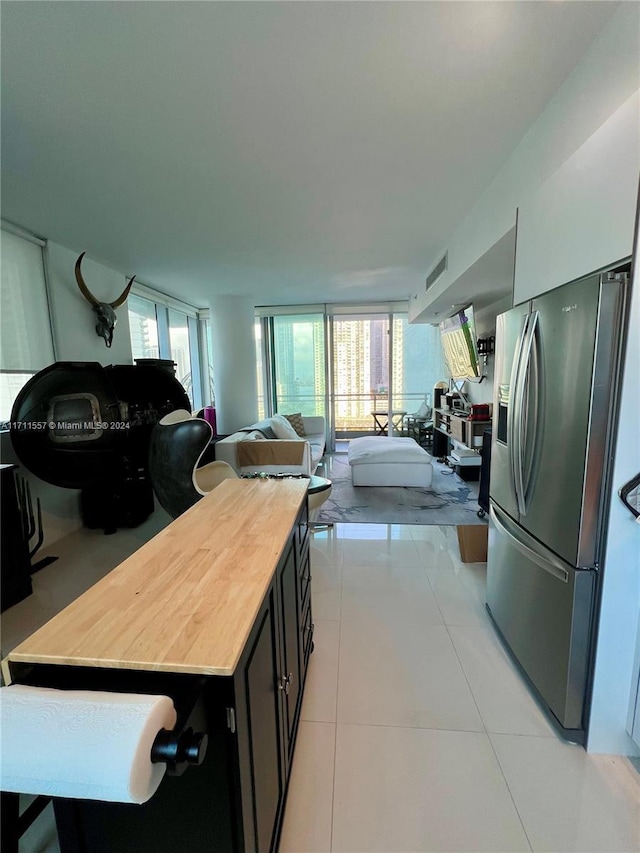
[75,252,136,348]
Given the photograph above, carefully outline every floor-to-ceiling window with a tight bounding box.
[127,290,203,410]
[0,227,55,421]
[257,304,447,447]
[270,314,326,418]
[390,312,447,415]
[331,314,390,437]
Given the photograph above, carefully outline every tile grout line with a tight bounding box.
[441,622,489,737]
[437,581,536,852]
[437,575,536,853]
[485,732,536,853]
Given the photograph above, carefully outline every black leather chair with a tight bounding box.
[148,410,237,519]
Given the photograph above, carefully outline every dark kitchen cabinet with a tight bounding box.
[8,485,313,853]
[0,464,32,612]
[236,589,286,853]
[234,503,312,852]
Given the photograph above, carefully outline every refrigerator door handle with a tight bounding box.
[523,313,542,512]
[513,312,538,515]
[508,313,530,512]
[490,503,569,583]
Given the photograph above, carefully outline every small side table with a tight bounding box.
[307,475,333,529]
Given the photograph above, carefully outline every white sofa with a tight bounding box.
[216,416,326,475]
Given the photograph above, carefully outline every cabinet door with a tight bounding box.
[243,591,285,853]
[277,542,301,762]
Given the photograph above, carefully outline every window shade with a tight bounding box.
[0,229,54,371]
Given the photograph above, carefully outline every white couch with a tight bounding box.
[216,416,326,476]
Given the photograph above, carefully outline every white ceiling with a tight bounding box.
[1,1,616,309]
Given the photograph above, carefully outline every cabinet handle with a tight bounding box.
[278,673,292,695]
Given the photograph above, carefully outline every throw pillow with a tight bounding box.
[283,413,306,436]
[416,402,431,419]
[270,414,300,440]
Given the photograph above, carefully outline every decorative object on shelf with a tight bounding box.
[619,472,640,521]
[468,403,491,421]
[75,251,136,348]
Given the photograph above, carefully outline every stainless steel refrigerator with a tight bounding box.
[486,265,629,743]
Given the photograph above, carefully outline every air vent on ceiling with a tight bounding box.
[426,252,448,291]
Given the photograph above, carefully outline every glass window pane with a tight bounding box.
[273,315,325,418]
[1,230,54,372]
[168,309,193,405]
[128,295,159,360]
[202,319,215,407]
[0,371,36,422]
[254,320,265,420]
[391,313,447,414]
[332,316,389,435]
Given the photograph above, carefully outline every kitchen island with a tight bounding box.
[3,478,313,853]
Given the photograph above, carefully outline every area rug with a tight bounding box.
[315,455,487,526]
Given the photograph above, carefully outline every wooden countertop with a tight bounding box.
[3,479,308,680]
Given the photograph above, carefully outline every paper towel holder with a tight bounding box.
[151,727,208,776]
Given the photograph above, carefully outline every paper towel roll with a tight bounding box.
[0,684,177,804]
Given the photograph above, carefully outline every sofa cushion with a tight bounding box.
[283,412,306,436]
[241,420,277,439]
[271,414,299,440]
[237,439,305,468]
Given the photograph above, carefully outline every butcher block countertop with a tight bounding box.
[3,479,308,680]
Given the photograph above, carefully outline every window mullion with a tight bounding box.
[157,305,171,360]
[188,315,202,410]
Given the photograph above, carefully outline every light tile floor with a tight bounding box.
[4,520,640,852]
[280,523,640,853]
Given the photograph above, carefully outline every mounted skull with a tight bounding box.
[74,252,136,348]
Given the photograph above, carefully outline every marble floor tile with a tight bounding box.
[309,530,343,567]
[425,560,490,628]
[491,733,640,852]
[341,536,422,569]
[337,619,483,731]
[301,620,340,723]
[449,625,556,737]
[332,723,531,852]
[341,563,443,627]
[279,722,336,853]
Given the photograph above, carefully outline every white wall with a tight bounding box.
[5,241,137,548]
[209,296,258,434]
[410,2,640,324]
[587,203,640,756]
[514,91,640,302]
[46,242,134,365]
